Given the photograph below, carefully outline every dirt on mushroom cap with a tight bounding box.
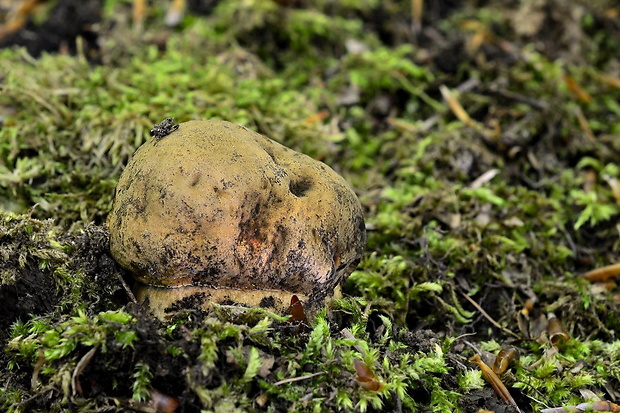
[107,120,365,316]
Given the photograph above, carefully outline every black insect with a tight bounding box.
[150,118,179,140]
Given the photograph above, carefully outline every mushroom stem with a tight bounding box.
[135,284,309,320]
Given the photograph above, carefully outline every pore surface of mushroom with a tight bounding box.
[108,120,365,318]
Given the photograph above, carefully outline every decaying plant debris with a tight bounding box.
[0,1,619,412]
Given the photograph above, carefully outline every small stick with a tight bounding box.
[133,0,147,29]
[72,347,97,395]
[459,290,521,339]
[564,75,592,103]
[273,372,325,386]
[341,328,366,356]
[470,354,522,413]
[470,169,499,189]
[411,0,423,34]
[486,89,548,111]
[583,263,620,282]
[31,349,45,390]
[439,85,475,128]
[574,106,595,142]
[119,274,138,304]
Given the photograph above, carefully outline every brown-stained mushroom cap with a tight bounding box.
[107,120,365,319]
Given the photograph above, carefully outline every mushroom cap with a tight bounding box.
[108,120,365,317]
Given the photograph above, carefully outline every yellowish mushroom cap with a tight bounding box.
[108,120,365,319]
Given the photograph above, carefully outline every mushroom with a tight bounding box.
[107,119,365,319]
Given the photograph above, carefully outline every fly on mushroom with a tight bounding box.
[150,117,179,140]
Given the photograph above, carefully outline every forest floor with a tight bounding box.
[0,1,619,412]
